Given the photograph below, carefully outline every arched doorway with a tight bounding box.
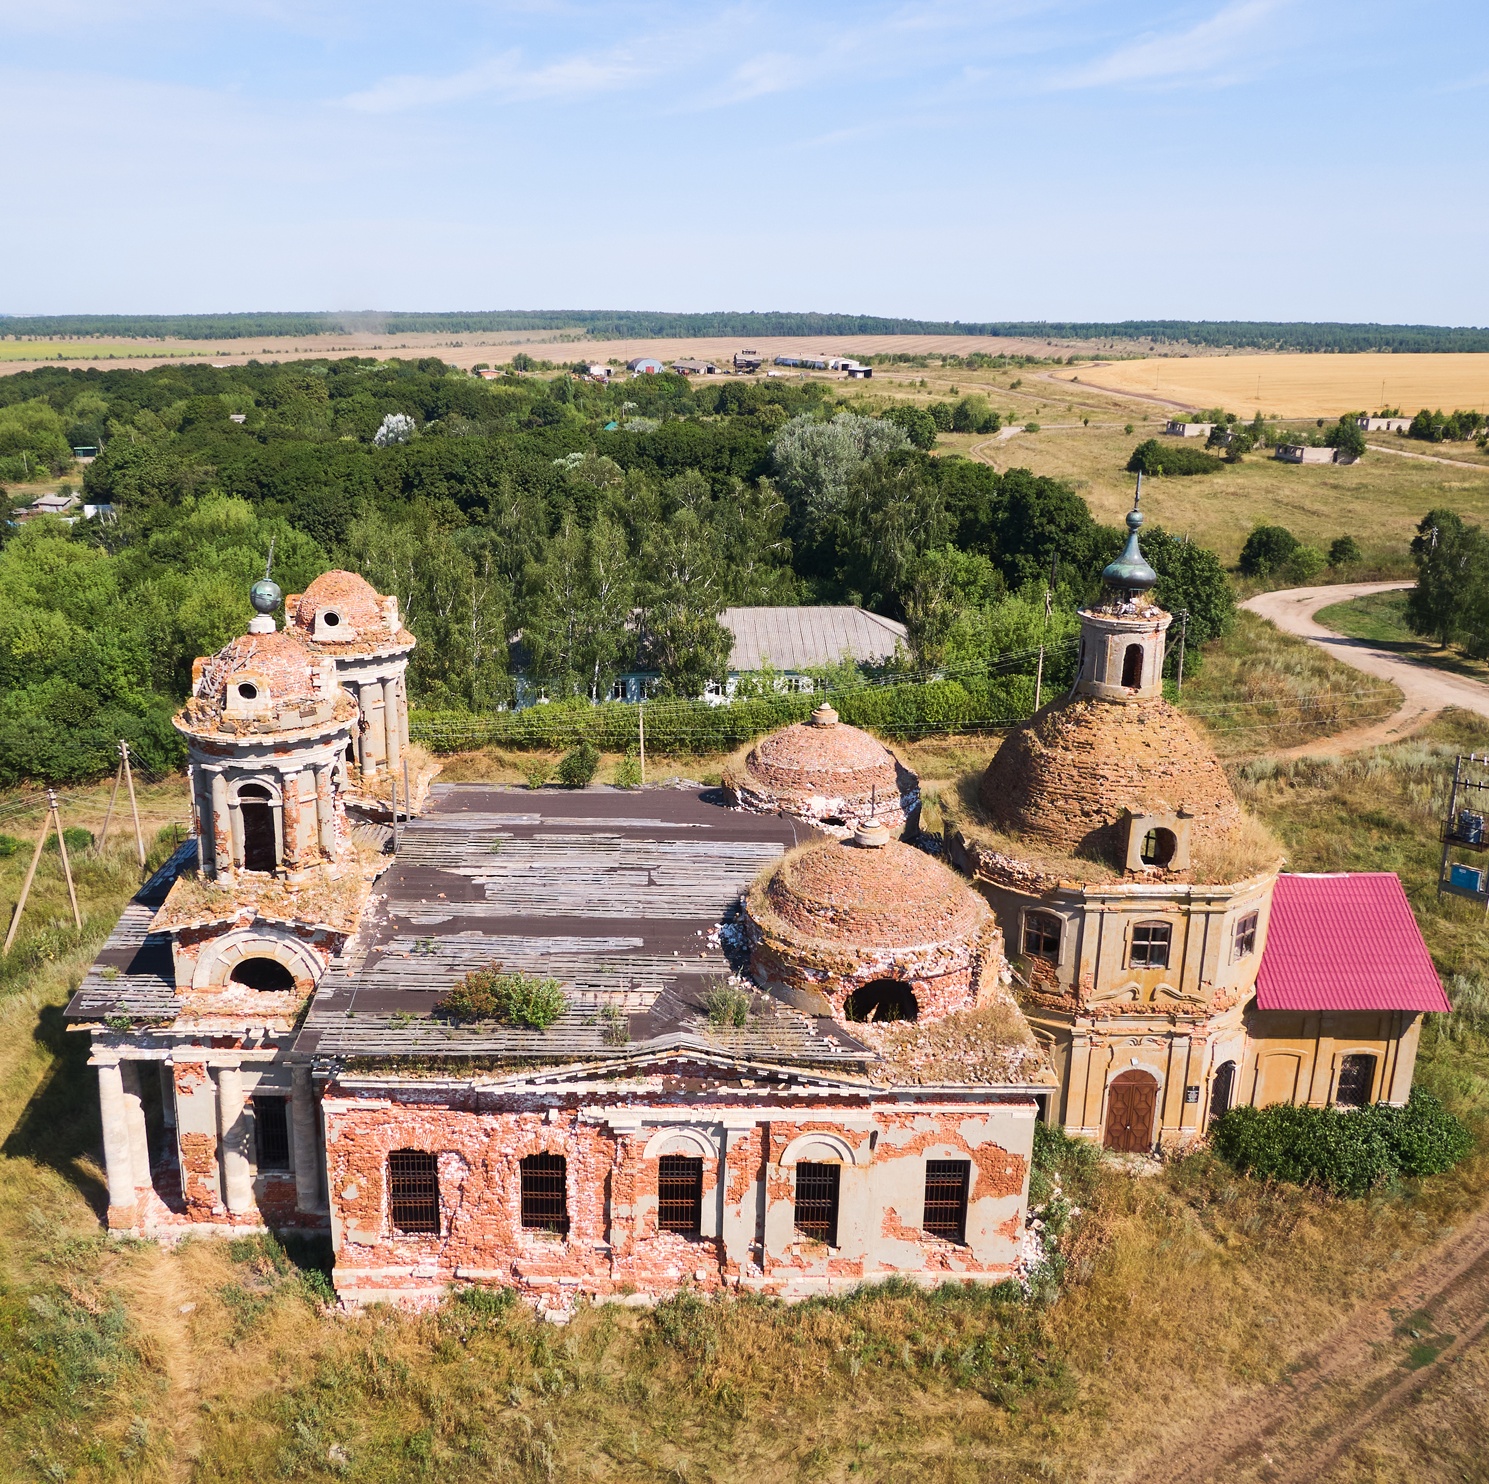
[1208,1060,1236,1125]
[230,957,296,992]
[239,784,276,872]
[844,979,919,1023]
[1104,1069,1157,1152]
[1121,643,1144,689]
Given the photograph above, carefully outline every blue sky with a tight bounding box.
[3,1,1487,323]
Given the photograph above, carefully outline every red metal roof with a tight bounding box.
[1256,873,1450,1013]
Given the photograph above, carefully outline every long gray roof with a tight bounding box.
[721,606,907,673]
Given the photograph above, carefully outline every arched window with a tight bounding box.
[238,784,276,872]
[1335,1054,1376,1108]
[793,1162,840,1244]
[844,979,918,1023]
[1140,828,1177,867]
[657,1155,703,1235]
[1023,912,1062,960]
[1208,1060,1236,1124]
[230,957,296,993]
[1121,643,1144,689]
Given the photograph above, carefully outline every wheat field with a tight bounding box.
[1055,353,1489,419]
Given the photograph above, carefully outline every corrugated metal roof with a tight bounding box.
[1255,873,1450,1013]
[721,606,907,672]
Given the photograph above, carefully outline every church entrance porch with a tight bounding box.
[1104,1069,1158,1152]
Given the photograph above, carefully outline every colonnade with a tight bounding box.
[343,672,409,780]
[198,762,340,878]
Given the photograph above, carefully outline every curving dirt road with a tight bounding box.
[1242,580,1489,755]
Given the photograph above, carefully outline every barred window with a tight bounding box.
[252,1095,290,1171]
[388,1150,440,1234]
[1023,912,1061,961]
[923,1160,970,1244]
[657,1155,704,1235]
[520,1152,569,1234]
[1130,921,1172,969]
[793,1162,840,1245]
[1232,910,1259,961]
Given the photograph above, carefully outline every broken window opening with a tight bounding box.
[230,957,296,993]
[843,979,918,1023]
[922,1159,970,1243]
[1130,921,1172,969]
[252,1095,291,1170]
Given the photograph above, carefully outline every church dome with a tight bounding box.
[180,629,352,738]
[197,631,322,706]
[727,705,920,837]
[288,570,413,651]
[978,693,1243,862]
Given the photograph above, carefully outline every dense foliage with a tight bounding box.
[1406,507,1489,653]
[8,313,1489,353]
[1126,439,1222,477]
[1210,1088,1472,1195]
[0,357,1234,782]
[435,964,567,1029]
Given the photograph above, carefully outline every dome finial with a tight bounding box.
[248,536,282,633]
[1101,473,1158,594]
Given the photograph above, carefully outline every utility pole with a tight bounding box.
[1176,610,1190,694]
[50,790,82,931]
[3,805,52,955]
[638,702,646,785]
[121,740,145,869]
[96,746,125,856]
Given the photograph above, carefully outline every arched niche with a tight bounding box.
[642,1127,717,1162]
[778,1131,866,1168]
[190,929,324,994]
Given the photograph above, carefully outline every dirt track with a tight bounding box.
[1242,581,1489,755]
[1135,1209,1489,1483]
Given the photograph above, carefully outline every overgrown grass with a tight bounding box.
[1315,587,1489,683]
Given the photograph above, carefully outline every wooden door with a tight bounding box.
[1104,1070,1158,1152]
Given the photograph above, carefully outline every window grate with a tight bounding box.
[388,1149,440,1234]
[657,1155,703,1235]
[1336,1054,1376,1108]
[520,1152,569,1234]
[793,1162,840,1245]
[252,1095,290,1171]
[923,1159,970,1243]
[1130,921,1172,969]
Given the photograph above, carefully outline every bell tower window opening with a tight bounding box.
[520,1152,569,1234]
[1121,643,1144,689]
[1023,912,1062,961]
[388,1150,440,1234]
[1140,828,1177,867]
[923,1160,970,1243]
[1130,921,1172,969]
[252,1096,290,1170]
[843,979,918,1023]
[230,957,296,993]
[793,1162,840,1245]
[657,1155,704,1235]
[1335,1054,1376,1108]
[238,783,276,872]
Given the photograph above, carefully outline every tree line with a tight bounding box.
[0,358,1233,784]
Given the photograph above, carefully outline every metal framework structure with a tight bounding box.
[1438,754,1489,912]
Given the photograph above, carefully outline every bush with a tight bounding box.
[1325,416,1367,459]
[1238,523,1301,576]
[1210,1089,1471,1195]
[700,980,751,1027]
[613,753,642,789]
[43,826,94,854]
[1024,422,1040,433]
[436,963,567,1029]
[521,757,553,789]
[0,833,21,857]
[1126,438,1222,477]
[1328,535,1363,567]
[1284,545,1325,583]
[556,740,599,787]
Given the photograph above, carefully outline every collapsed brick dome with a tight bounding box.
[979,694,1243,862]
[728,705,920,837]
[293,571,386,633]
[179,629,354,739]
[196,631,322,706]
[745,833,1004,1023]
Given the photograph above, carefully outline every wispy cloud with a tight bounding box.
[1051,0,1281,90]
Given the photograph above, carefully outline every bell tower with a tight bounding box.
[1074,479,1171,702]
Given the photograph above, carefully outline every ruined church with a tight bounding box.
[69,499,1447,1306]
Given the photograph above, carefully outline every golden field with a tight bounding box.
[1052,353,1489,419]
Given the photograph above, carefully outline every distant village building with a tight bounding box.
[710,605,908,700]
[774,354,831,371]
[1274,444,1348,464]
[626,357,666,375]
[1357,416,1411,433]
[1163,420,1214,438]
[671,360,718,376]
[733,351,764,371]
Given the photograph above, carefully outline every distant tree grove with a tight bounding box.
[0,358,1235,784]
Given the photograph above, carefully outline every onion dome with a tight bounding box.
[179,630,353,738]
[727,704,920,838]
[978,694,1243,863]
[744,831,1002,1023]
[1102,485,1159,595]
[288,570,413,651]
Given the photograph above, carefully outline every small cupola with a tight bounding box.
[1074,480,1172,702]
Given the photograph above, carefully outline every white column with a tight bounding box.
[282,770,305,873]
[119,1060,152,1189]
[398,673,410,752]
[211,770,231,877]
[97,1062,139,1217]
[383,677,402,774]
[315,765,336,860]
[291,1064,323,1213]
[217,1065,253,1215]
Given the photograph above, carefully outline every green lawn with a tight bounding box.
[1314,589,1489,684]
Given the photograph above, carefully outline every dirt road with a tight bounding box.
[1365,441,1489,472]
[1242,581,1489,754]
[1136,1209,1489,1484]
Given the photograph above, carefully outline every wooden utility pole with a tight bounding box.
[50,790,82,931]
[3,807,52,955]
[638,703,646,785]
[390,768,399,854]
[121,740,145,868]
[96,750,124,856]
[1175,610,1190,694]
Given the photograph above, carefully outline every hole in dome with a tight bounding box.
[821,816,847,828]
[237,682,258,701]
[844,980,918,1023]
[1140,828,1177,867]
[322,610,340,627]
[230,957,296,992]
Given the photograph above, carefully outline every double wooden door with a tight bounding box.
[1104,1070,1158,1152]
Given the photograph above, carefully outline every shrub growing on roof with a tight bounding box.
[1209,1089,1471,1195]
[436,963,567,1029]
